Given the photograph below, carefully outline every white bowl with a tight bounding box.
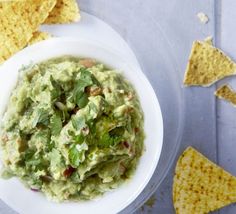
[0,38,163,214]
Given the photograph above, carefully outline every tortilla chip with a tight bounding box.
[28,31,51,46]
[183,41,236,87]
[45,0,80,24]
[0,0,56,63]
[215,84,236,106]
[173,147,236,214]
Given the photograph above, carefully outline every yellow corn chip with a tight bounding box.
[215,84,236,106]
[45,0,80,24]
[28,31,51,46]
[183,41,236,87]
[173,147,236,214]
[0,0,56,63]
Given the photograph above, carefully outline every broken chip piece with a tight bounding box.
[0,0,56,63]
[197,12,209,24]
[45,0,80,24]
[173,147,236,214]
[183,41,236,87]
[215,84,236,106]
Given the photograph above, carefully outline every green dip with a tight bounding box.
[0,57,144,201]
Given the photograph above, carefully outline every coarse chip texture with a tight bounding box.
[173,147,236,214]
[0,0,57,63]
[45,0,80,24]
[28,31,51,45]
[215,85,236,106]
[183,41,236,87]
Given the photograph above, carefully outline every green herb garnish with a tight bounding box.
[50,113,62,136]
[71,116,86,131]
[33,108,50,127]
[72,68,100,108]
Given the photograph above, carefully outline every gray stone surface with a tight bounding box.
[2,0,236,213]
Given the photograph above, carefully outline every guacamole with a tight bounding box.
[0,57,144,201]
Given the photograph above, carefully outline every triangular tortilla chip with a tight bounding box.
[183,41,236,87]
[28,31,51,46]
[173,147,236,214]
[0,0,56,63]
[45,0,80,24]
[215,84,236,106]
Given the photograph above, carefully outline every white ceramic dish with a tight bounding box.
[0,38,163,214]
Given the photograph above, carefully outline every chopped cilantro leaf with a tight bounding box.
[74,134,85,144]
[50,113,62,136]
[33,109,50,127]
[75,90,89,108]
[72,68,100,108]
[69,144,87,167]
[71,116,86,131]
[79,68,94,86]
[50,76,62,100]
[98,132,123,147]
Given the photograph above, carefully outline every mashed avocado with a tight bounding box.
[0,57,144,201]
